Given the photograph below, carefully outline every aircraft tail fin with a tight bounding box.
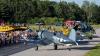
[68,29,76,41]
[68,29,78,45]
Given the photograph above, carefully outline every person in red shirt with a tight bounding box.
[64,19,75,29]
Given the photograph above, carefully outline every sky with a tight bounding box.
[50,0,100,6]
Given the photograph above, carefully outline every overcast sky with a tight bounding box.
[50,0,100,6]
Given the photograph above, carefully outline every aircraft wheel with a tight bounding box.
[54,44,58,50]
[35,45,38,51]
[0,39,1,47]
[68,48,71,51]
[89,36,93,40]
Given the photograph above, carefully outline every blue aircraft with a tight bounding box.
[21,28,82,51]
[21,21,95,50]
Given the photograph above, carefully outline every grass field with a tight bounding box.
[29,24,100,31]
[29,25,62,31]
[92,24,100,29]
[85,25,100,56]
[85,44,100,56]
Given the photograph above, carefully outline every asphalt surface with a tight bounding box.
[0,29,100,56]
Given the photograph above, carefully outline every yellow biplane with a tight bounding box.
[0,25,28,32]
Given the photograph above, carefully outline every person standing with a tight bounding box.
[64,19,75,29]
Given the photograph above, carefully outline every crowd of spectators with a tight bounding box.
[0,30,37,47]
[0,22,37,47]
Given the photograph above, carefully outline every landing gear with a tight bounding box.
[54,43,58,50]
[89,36,93,40]
[35,46,39,51]
[35,45,39,51]
[67,48,71,51]
[35,43,39,51]
[65,44,72,51]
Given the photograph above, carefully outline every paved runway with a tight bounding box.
[9,38,100,56]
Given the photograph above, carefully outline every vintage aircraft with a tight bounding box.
[22,28,84,51]
[0,25,28,32]
[36,29,78,50]
[74,21,95,40]
[21,21,95,51]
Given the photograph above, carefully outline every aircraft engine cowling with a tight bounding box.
[37,30,54,45]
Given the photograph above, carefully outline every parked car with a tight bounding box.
[74,21,95,40]
[55,22,63,26]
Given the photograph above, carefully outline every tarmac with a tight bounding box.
[10,38,100,56]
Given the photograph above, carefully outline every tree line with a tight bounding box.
[0,0,100,24]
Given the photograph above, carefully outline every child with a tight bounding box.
[61,24,69,36]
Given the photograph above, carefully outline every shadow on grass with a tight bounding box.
[92,45,100,49]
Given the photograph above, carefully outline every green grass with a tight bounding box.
[28,24,100,31]
[85,44,100,56]
[92,24,100,29]
[29,25,62,31]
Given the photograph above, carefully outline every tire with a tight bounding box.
[89,36,93,40]
[35,45,39,51]
[54,44,58,50]
[0,39,1,47]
